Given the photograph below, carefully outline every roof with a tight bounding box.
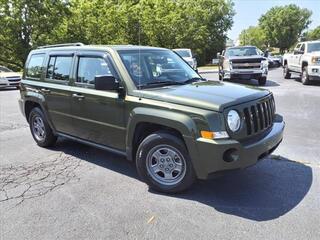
[31,44,166,53]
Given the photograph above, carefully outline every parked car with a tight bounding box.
[19,43,284,193]
[218,46,269,85]
[268,53,282,67]
[173,48,197,70]
[283,40,320,85]
[0,66,21,89]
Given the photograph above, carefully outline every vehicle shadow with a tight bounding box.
[0,88,19,91]
[291,76,320,86]
[161,155,312,221]
[228,78,280,87]
[51,138,312,222]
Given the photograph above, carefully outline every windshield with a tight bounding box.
[226,47,259,57]
[0,66,13,72]
[118,49,200,88]
[307,42,320,53]
[174,50,192,58]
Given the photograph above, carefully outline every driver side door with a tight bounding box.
[70,51,126,151]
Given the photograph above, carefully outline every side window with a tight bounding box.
[295,44,301,51]
[300,44,305,53]
[26,54,45,79]
[77,57,112,85]
[46,56,72,81]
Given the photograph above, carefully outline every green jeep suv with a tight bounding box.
[19,43,285,193]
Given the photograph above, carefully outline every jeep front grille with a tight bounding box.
[243,96,275,135]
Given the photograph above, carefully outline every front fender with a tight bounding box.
[126,107,206,178]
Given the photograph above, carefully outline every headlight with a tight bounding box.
[311,56,320,64]
[227,110,241,132]
[262,60,269,68]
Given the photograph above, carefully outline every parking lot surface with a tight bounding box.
[1,68,319,240]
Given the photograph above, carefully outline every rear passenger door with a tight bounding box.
[70,51,126,150]
[42,52,74,134]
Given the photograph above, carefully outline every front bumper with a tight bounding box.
[308,66,320,81]
[191,117,285,179]
[224,68,268,80]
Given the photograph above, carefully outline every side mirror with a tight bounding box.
[217,52,221,58]
[94,75,119,91]
[294,49,303,55]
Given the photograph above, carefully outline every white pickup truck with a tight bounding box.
[283,40,320,85]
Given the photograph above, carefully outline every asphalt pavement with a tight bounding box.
[1,68,319,240]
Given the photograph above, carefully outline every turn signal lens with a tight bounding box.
[201,131,214,139]
[200,131,229,139]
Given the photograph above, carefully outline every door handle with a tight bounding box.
[41,88,51,94]
[72,93,85,100]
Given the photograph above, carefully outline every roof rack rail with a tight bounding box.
[37,42,85,49]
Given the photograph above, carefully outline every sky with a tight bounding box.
[228,0,320,40]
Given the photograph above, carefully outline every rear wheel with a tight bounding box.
[258,77,267,86]
[301,66,310,85]
[29,107,57,147]
[136,131,196,193]
[283,64,291,79]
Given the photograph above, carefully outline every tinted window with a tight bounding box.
[300,44,305,52]
[46,56,72,81]
[118,49,200,87]
[77,57,112,85]
[26,54,45,78]
[225,47,258,57]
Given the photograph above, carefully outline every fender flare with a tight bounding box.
[125,107,205,177]
[23,92,56,133]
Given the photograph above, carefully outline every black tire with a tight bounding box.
[258,77,267,86]
[301,66,310,85]
[283,64,291,79]
[136,131,196,193]
[29,107,57,147]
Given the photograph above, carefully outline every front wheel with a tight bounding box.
[29,107,57,147]
[136,131,196,193]
[258,77,267,86]
[283,64,291,79]
[301,67,310,85]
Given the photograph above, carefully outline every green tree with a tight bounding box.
[239,26,267,49]
[0,0,71,70]
[259,4,312,53]
[305,26,320,40]
[51,0,235,65]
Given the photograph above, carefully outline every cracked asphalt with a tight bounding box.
[0,68,319,240]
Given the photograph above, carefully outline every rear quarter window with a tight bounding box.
[26,54,45,79]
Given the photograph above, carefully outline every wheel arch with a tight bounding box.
[126,108,198,162]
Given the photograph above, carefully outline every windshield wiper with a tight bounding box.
[138,80,185,88]
[182,77,206,84]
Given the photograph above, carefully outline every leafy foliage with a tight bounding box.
[259,4,312,53]
[0,0,234,70]
[239,26,267,50]
[304,26,320,41]
[0,0,71,70]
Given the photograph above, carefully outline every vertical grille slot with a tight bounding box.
[250,106,258,132]
[266,100,272,125]
[243,108,252,135]
[262,102,269,127]
[257,103,264,130]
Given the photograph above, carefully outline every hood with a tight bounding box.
[308,51,320,56]
[182,56,194,61]
[0,72,21,78]
[137,81,270,112]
